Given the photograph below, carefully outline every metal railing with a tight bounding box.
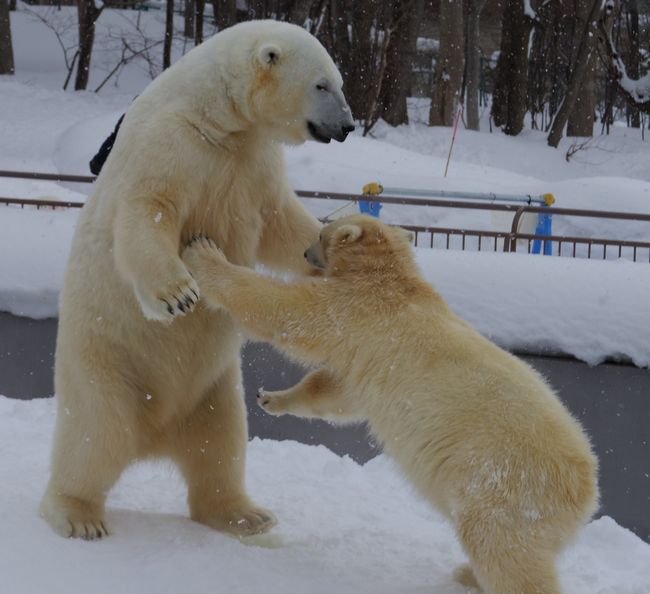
[2,169,650,263]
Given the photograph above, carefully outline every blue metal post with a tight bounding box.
[532,207,553,255]
[358,200,383,218]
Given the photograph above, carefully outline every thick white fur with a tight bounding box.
[183,216,600,594]
[40,20,350,539]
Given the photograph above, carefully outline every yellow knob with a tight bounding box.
[362,182,384,195]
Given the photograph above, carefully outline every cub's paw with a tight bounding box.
[182,235,226,276]
[256,388,290,417]
[135,273,200,323]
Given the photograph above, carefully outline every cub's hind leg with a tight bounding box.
[457,507,563,594]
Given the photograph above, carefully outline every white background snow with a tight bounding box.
[1,5,650,593]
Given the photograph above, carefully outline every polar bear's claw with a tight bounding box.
[256,390,286,416]
[40,494,110,540]
[138,275,201,322]
[196,504,277,537]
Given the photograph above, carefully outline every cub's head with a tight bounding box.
[230,20,354,144]
[305,215,415,275]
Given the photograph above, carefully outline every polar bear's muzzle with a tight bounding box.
[304,241,326,269]
[307,120,355,144]
[306,89,355,143]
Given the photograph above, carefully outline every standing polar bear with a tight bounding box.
[40,20,354,539]
[182,215,599,594]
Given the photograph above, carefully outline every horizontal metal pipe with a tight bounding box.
[378,186,547,205]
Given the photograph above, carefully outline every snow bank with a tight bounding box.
[0,396,648,594]
[415,249,650,367]
[1,204,648,367]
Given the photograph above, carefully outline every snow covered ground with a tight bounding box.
[1,396,649,594]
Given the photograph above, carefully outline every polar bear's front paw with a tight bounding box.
[135,274,200,323]
[256,388,290,416]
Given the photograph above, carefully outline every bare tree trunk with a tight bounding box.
[329,0,380,123]
[213,0,237,31]
[184,0,195,38]
[286,0,316,25]
[380,0,423,126]
[429,0,465,126]
[490,0,533,135]
[547,0,602,147]
[164,0,174,69]
[567,0,596,137]
[465,0,487,131]
[247,0,267,19]
[75,0,103,91]
[628,0,640,128]
[0,0,14,75]
[195,0,204,45]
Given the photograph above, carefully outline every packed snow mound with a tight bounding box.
[1,396,648,594]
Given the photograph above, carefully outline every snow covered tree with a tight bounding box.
[0,0,14,76]
[429,0,465,126]
[600,0,650,115]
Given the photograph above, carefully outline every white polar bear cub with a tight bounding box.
[183,215,599,594]
[40,20,354,540]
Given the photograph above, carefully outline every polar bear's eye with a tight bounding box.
[316,84,328,92]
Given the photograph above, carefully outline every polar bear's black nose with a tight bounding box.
[334,124,355,143]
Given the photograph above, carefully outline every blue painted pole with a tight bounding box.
[532,207,553,255]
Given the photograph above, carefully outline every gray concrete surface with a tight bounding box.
[1,311,648,542]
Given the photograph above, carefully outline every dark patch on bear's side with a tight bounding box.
[89,114,125,175]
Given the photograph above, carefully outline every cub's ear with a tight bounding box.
[333,224,363,244]
[257,43,281,68]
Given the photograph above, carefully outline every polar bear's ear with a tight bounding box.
[257,43,282,68]
[333,224,363,244]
